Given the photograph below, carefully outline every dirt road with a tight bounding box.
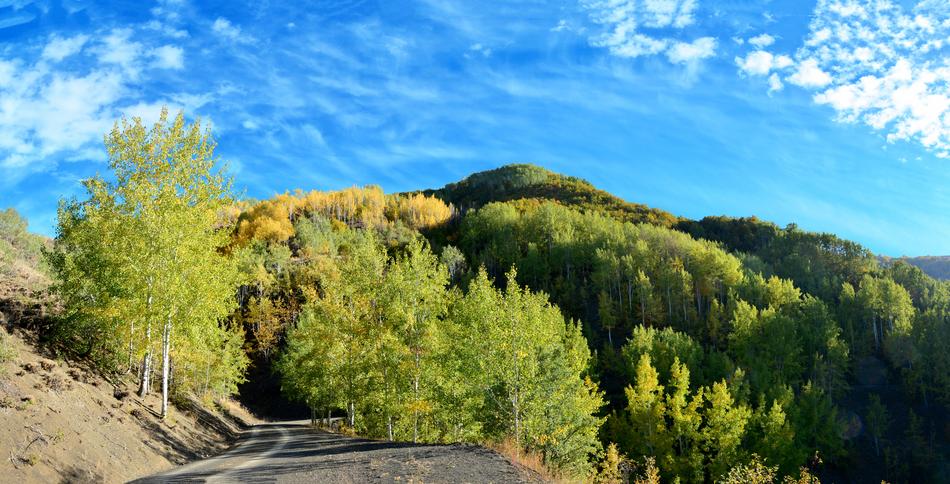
[131,420,541,483]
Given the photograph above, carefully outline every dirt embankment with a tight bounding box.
[0,322,258,483]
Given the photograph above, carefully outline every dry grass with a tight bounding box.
[488,438,567,483]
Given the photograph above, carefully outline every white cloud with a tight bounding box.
[120,101,182,126]
[151,45,184,69]
[93,29,144,77]
[748,33,775,48]
[667,37,716,64]
[41,34,89,62]
[143,20,189,39]
[583,0,715,64]
[736,50,775,76]
[787,58,832,88]
[735,0,950,157]
[0,28,213,180]
[767,72,783,93]
[735,50,792,76]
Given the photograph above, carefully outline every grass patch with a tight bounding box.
[0,331,17,377]
[488,438,564,483]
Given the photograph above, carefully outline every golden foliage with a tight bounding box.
[300,185,387,227]
[235,199,295,245]
[386,193,454,230]
[594,443,626,484]
[231,187,453,246]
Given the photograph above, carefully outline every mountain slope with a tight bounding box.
[424,164,681,227]
[882,255,950,280]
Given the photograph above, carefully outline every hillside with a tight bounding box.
[882,255,950,280]
[0,208,259,483]
[0,208,50,302]
[223,162,947,483]
[0,324,257,483]
[423,164,681,227]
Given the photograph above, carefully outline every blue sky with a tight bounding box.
[0,0,949,256]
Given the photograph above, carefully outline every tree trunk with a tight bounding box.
[413,350,421,443]
[388,415,394,441]
[138,290,153,397]
[127,319,135,374]
[139,351,151,396]
[871,316,881,350]
[160,313,172,419]
[667,286,672,323]
[641,291,646,326]
[138,320,152,397]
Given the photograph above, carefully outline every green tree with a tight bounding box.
[702,381,751,480]
[665,357,704,482]
[381,238,448,441]
[624,354,670,461]
[49,109,244,418]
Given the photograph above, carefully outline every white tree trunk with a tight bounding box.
[138,290,153,397]
[139,321,152,397]
[127,319,135,374]
[160,314,172,419]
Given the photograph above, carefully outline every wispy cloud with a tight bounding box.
[583,0,716,63]
[212,17,253,44]
[41,34,89,62]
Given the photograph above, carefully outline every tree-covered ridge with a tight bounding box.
[882,255,950,280]
[676,215,879,303]
[455,201,854,479]
[198,162,948,482]
[423,164,680,228]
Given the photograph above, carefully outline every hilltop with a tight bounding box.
[423,163,681,227]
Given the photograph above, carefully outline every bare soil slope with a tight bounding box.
[0,324,257,483]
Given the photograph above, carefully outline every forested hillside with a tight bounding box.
[881,255,950,280]
[4,113,947,483]
[423,164,680,228]
[233,163,949,482]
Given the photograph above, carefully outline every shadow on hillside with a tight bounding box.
[57,465,103,484]
[128,397,246,466]
[821,355,950,484]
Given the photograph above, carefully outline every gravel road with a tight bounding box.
[131,420,542,483]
